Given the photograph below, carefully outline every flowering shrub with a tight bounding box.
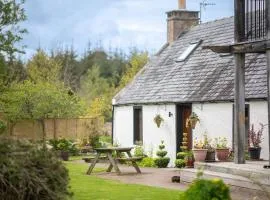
[193,138,205,149]
[214,137,228,149]
[248,124,265,148]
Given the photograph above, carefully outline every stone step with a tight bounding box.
[179,168,270,192]
[194,161,270,186]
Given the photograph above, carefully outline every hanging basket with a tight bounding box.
[154,114,164,128]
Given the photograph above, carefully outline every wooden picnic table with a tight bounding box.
[86,147,142,175]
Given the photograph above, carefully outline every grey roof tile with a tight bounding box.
[114,17,267,105]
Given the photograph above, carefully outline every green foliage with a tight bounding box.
[134,143,144,157]
[156,150,168,157]
[119,51,148,88]
[48,138,79,155]
[177,152,187,159]
[154,157,170,168]
[138,157,156,167]
[27,50,61,84]
[175,159,186,168]
[180,178,231,200]
[0,0,27,56]
[0,80,86,122]
[0,120,6,134]
[154,141,170,168]
[0,138,71,200]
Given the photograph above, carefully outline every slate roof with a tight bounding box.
[113,17,267,105]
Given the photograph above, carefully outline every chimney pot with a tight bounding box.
[178,0,186,9]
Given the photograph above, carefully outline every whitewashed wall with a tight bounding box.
[192,103,234,148]
[193,101,269,160]
[249,101,269,160]
[113,104,176,166]
[114,101,269,167]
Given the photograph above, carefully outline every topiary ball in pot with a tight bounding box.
[175,159,186,168]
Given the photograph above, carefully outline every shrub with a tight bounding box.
[180,178,231,200]
[177,152,187,159]
[0,138,71,200]
[156,150,168,157]
[0,120,7,134]
[48,138,79,155]
[138,157,156,167]
[154,140,170,168]
[154,157,170,168]
[175,159,186,168]
[134,143,145,157]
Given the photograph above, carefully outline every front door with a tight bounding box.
[176,104,192,155]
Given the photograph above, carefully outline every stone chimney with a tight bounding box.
[167,0,199,44]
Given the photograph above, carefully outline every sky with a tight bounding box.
[21,0,234,59]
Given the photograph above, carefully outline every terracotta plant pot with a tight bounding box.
[192,149,207,162]
[216,148,230,161]
[185,158,194,168]
[248,147,261,160]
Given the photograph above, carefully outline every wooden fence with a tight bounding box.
[2,117,103,140]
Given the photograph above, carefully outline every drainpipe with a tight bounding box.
[111,105,114,145]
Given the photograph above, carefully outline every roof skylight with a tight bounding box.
[176,40,202,62]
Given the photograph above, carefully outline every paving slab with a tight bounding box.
[90,163,270,200]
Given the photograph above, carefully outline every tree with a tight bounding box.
[80,64,110,101]
[0,81,86,137]
[51,47,79,91]
[0,0,27,56]
[27,50,61,84]
[119,51,148,89]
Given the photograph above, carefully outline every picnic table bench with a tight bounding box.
[86,147,142,175]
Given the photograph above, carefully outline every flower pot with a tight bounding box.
[248,147,261,160]
[185,158,194,168]
[60,151,69,161]
[192,149,207,162]
[216,148,230,161]
[205,151,216,162]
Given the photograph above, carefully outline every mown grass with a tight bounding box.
[65,161,181,200]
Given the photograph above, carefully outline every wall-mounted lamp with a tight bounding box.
[169,112,173,117]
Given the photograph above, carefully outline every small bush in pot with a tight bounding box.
[248,123,265,160]
[203,134,215,162]
[154,140,170,168]
[214,137,230,161]
[192,138,208,162]
[184,151,194,168]
[175,159,186,168]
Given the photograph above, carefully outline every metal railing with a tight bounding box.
[244,0,266,41]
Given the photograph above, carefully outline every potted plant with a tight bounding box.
[154,140,170,168]
[214,137,230,161]
[192,138,208,162]
[57,138,72,161]
[203,134,215,162]
[186,112,200,129]
[184,151,194,168]
[0,120,7,135]
[248,123,265,160]
[154,114,164,128]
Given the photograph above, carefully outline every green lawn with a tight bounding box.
[65,162,181,200]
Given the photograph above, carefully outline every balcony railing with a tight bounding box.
[243,0,266,41]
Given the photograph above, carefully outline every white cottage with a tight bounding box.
[112,2,269,166]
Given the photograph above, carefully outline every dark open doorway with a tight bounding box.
[176,104,192,156]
